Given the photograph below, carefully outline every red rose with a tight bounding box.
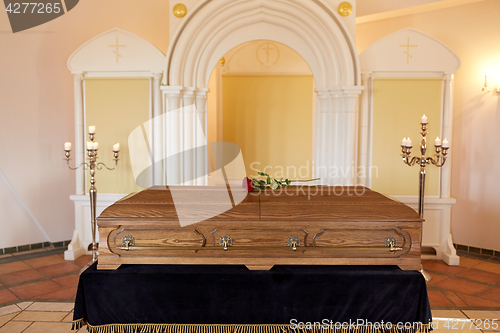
[242,177,253,192]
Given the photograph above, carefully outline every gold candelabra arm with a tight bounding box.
[65,150,89,170]
[427,145,449,167]
[403,156,420,166]
[401,145,420,166]
[96,151,119,170]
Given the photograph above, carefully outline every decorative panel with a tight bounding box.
[222,75,314,179]
[84,78,150,194]
[371,78,442,196]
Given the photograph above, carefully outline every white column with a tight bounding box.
[74,74,85,195]
[315,89,329,184]
[366,76,374,188]
[195,89,208,185]
[331,91,344,185]
[182,88,195,185]
[343,92,359,186]
[358,73,371,187]
[163,86,183,185]
[441,74,454,198]
[152,73,164,185]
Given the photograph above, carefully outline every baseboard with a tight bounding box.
[453,243,500,258]
[0,240,71,255]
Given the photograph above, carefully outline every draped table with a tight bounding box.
[72,263,432,333]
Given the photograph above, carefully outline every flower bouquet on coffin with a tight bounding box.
[243,171,322,192]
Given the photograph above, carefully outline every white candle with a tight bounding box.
[406,138,412,147]
[435,137,441,146]
[86,141,92,150]
[93,142,99,150]
[402,138,406,146]
[64,142,71,150]
[113,143,120,152]
[442,139,449,148]
[89,126,96,134]
[421,114,427,124]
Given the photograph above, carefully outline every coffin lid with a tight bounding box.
[97,186,422,223]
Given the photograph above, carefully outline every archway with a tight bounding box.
[207,40,317,183]
[159,0,363,186]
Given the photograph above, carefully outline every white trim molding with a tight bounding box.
[161,0,364,186]
[359,28,461,265]
[356,0,487,25]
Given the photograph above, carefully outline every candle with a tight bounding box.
[113,143,120,152]
[421,114,427,124]
[442,139,449,148]
[402,138,406,146]
[93,142,99,150]
[435,137,441,146]
[86,141,92,150]
[89,126,96,134]
[406,138,412,147]
[64,142,71,151]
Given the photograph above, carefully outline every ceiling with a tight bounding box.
[356,0,444,17]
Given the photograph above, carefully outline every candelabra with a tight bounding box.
[401,117,449,281]
[64,127,119,264]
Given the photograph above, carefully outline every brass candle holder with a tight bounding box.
[65,129,119,264]
[401,120,449,281]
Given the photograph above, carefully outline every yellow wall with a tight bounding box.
[222,75,313,179]
[85,78,150,194]
[371,78,442,195]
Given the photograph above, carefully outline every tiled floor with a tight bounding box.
[0,301,84,332]
[424,251,500,309]
[0,248,91,332]
[0,248,499,332]
[0,248,91,306]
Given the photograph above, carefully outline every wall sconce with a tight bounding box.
[482,69,500,94]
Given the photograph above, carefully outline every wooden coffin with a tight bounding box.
[97,186,423,271]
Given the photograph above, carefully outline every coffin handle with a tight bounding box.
[219,236,232,251]
[385,237,403,252]
[288,236,300,251]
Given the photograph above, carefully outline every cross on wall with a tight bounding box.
[109,37,126,63]
[399,37,418,64]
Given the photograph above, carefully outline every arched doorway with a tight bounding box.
[206,41,317,182]
[159,0,363,186]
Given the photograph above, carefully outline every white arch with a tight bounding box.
[164,0,360,89]
[68,28,165,74]
[160,0,363,186]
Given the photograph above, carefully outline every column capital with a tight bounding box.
[341,85,364,95]
[161,85,183,95]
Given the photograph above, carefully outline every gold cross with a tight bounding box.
[262,42,274,62]
[109,37,126,63]
[399,37,418,64]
